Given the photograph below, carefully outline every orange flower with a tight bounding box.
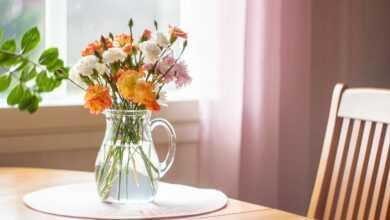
[114,33,133,54]
[116,69,142,100]
[84,85,112,114]
[169,26,187,39]
[81,41,101,56]
[141,29,152,41]
[116,69,160,111]
[81,38,113,56]
[133,81,160,111]
[114,33,132,47]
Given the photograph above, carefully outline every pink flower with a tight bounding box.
[143,63,154,71]
[173,61,191,87]
[157,56,191,87]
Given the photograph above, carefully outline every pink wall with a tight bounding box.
[250,0,390,215]
[278,0,312,213]
[301,0,390,215]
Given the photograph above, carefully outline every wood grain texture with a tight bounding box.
[0,167,308,220]
[369,127,390,220]
[308,84,390,220]
[307,83,345,218]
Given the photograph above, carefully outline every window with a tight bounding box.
[1,0,217,107]
[1,0,186,106]
[0,0,45,102]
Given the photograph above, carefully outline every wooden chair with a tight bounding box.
[308,84,390,220]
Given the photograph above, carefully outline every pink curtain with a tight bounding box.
[199,0,312,213]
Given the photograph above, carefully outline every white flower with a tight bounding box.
[102,48,127,64]
[155,32,169,48]
[69,64,86,87]
[140,41,161,64]
[94,63,107,75]
[78,55,99,76]
[73,55,107,77]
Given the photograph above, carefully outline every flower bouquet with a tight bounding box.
[0,19,191,203]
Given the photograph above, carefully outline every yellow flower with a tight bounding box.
[84,85,112,114]
[133,81,160,111]
[116,69,141,100]
[116,69,160,111]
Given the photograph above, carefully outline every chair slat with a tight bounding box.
[357,123,384,219]
[322,118,351,219]
[369,126,390,220]
[345,121,373,220]
[308,84,390,219]
[379,127,390,220]
[307,84,345,218]
[333,120,363,220]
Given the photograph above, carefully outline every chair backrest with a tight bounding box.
[307,84,390,220]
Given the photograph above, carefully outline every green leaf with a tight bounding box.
[10,59,29,72]
[7,84,24,105]
[39,48,58,65]
[47,59,63,72]
[0,29,3,40]
[36,71,50,91]
[27,95,40,113]
[36,71,60,92]
[0,56,22,68]
[18,89,32,110]
[1,39,16,52]
[20,66,37,82]
[0,74,12,92]
[21,27,40,54]
[0,39,19,67]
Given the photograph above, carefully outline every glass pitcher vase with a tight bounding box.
[95,109,176,203]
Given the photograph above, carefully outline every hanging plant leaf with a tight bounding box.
[7,84,25,105]
[20,66,37,82]
[21,27,40,54]
[0,74,11,91]
[1,39,16,52]
[39,48,59,66]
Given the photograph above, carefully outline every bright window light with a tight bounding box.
[1,0,218,107]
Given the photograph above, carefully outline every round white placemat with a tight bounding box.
[23,182,227,219]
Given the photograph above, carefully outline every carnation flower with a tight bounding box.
[157,56,192,87]
[141,29,152,41]
[84,85,112,114]
[143,63,154,71]
[155,32,169,48]
[94,63,107,75]
[116,70,142,100]
[169,26,188,39]
[116,70,159,111]
[139,41,161,64]
[174,61,191,87]
[103,48,127,64]
[81,38,112,56]
[133,81,160,111]
[76,55,107,76]
[69,64,86,87]
[114,33,132,47]
[156,56,175,80]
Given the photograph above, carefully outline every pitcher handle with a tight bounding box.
[151,118,176,178]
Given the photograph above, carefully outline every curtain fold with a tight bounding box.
[199,0,312,214]
[198,0,246,198]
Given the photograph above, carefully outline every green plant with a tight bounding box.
[0,27,72,113]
